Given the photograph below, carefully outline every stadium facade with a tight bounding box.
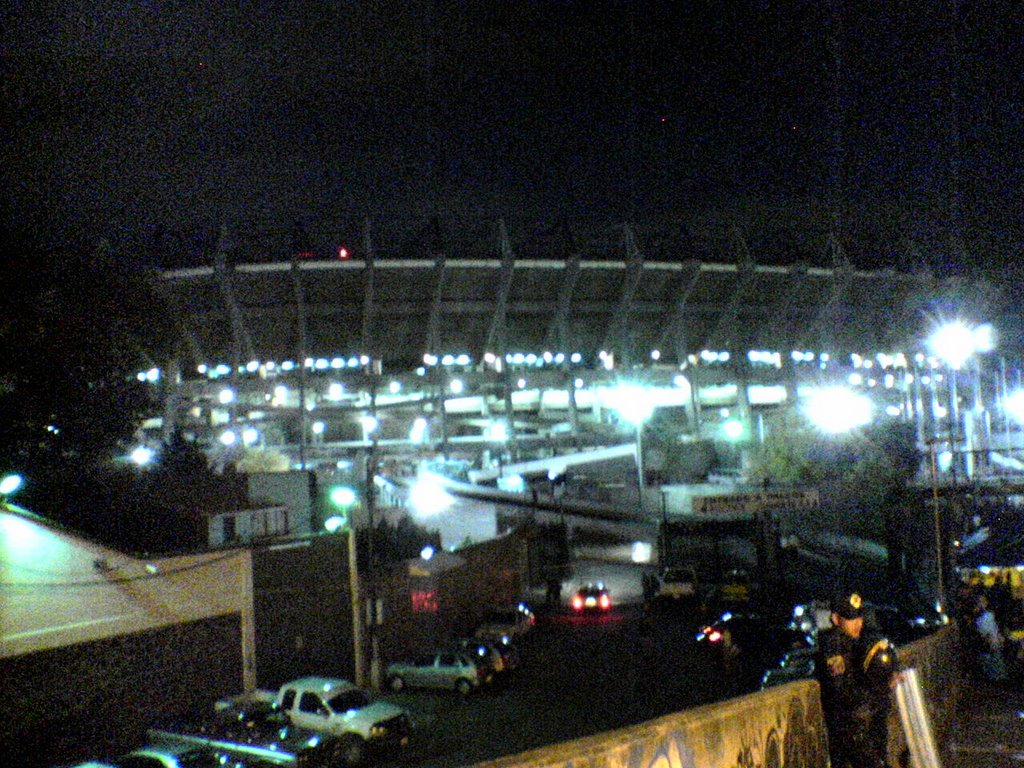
[147,220,1005,483]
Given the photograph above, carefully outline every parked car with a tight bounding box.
[449,638,506,681]
[655,566,700,605]
[790,600,945,645]
[387,650,489,695]
[66,744,249,768]
[457,635,520,676]
[759,646,818,690]
[149,698,358,768]
[570,582,612,613]
[717,568,753,606]
[474,603,536,644]
[868,603,946,644]
[252,676,412,766]
[696,611,814,684]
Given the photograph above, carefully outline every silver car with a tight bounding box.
[386,651,487,695]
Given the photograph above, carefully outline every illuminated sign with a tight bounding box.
[411,590,439,613]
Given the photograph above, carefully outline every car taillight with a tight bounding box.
[599,594,611,610]
[571,596,584,611]
[708,630,723,643]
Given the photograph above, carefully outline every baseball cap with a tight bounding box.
[831,590,865,620]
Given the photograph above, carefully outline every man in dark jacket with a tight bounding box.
[816,590,896,768]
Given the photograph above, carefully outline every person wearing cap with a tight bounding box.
[815,590,895,768]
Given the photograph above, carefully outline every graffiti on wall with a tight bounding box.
[476,683,828,768]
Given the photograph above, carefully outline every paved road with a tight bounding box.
[376,600,747,768]
[369,527,899,768]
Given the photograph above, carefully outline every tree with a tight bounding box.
[0,228,178,524]
[748,413,921,541]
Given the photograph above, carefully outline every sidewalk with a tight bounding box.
[945,680,1024,767]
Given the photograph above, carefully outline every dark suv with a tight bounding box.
[450,638,511,681]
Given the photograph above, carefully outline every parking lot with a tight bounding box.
[373,599,742,768]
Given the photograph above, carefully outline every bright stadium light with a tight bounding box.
[410,473,455,516]
[805,387,873,433]
[1006,390,1024,424]
[928,321,994,370]
[722,419,745,441]
[330,486,358,508]
[129,446,154,466]
[486,420,508,442]
[410,417,429,444]
[610,385,655,427]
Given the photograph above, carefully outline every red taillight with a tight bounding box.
[572,596,584,611]
[599,594,611,610]
[708,630,723,643]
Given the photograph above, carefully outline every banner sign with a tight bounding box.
[692,489,820,516]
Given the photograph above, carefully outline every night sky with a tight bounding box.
[3,1,1023,272]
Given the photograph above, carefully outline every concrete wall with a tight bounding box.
[0,507,254,665]
[886,624,962,767]
[1,506,258,767]
[466,679,828,768]
[249,535,357,689]
[2,614,243,768]
[462,626,962,768]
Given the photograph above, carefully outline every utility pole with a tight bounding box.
[365,360,382,690]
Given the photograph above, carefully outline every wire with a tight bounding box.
[0,549,246,589]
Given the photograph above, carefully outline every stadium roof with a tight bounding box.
[159,223,936,372]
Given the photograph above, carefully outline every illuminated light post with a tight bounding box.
[129,446,154,466]
[409,472,455,517]
[611,384,656,525]
[1,473,24,503]
[925,322,993,613]
[324,485,365,687]
[927,321,995,481]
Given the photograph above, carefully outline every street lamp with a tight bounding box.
[409,472,455,517]
[1,473,24,502]
[324,485,366,687]
[610,384,655,515]
[927,321,995,480]
[925,321,993,614]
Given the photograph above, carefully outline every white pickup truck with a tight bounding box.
[216,676,411,767]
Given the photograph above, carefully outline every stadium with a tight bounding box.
[148,216,1008,485]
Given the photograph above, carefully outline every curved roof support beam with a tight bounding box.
[600,225,646,363]
[289,248,311,469]
[878,270,936,350]
[151,275,206,370]
[482,219,517,358]
[214,225,256,366]
[424,218,448,357]
[699,228,757,352]
[796,231,852,353]
[360,218,377,358]
[759,263,809,351]
[544,226,582,353]
[656,260,705,364]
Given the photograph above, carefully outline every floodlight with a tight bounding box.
[805,387,872,433]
